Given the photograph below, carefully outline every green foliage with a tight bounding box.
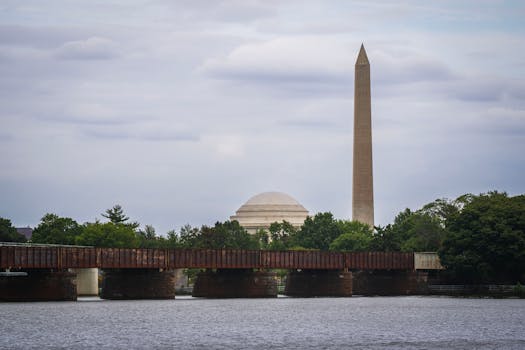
[174,221,260,250]
[0,218,26,242]
[329,220,373,251]
[76,221,140,248]
[267,221,297,250]
[102,204,139,228]
[369,225,402,251]
[369,207,447,252]
[176,224,200,248]
[165,229,182,248]
[207,220,260,250]
[32,214,82,245]
[439,192,525,283]
[136,225,171,248]
[255,228,270,249]
[293,212,342,251]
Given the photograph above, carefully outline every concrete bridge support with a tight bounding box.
[352,270,428,296]
[192,269,277,298]
[100,269,176,300]
[0,269,77,301]
[72,268,99,296]
[284,270,353,297]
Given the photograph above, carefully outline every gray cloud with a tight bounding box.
[82,127,199,142]
[55,37,120,60]
[0,1,524,235]
[0,131,14,141]
[0,25,86,49]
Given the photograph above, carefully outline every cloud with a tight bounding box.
[1,0,524,236]
[0,131,14,141]
[211,135,246,158]
[82,124,200,142]
[0,25,85,49]
[448,78,525,102]
[201,37,353,84]
[159,0,276,23]
[201,38,456,99]
[55,37,120,60]
[372,50,454,85]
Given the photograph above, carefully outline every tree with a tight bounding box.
[368,208,446,252]
[255,228,270,249]
[211,220,260,250]
[76,221,140,248]
[439,192,525,283]
[267,221,296,250]
[0,218,26,243]
[31,214,82,245]
[139,225,157,240]
[329,220,373,251]
[178,221,260,250]
[293,212,342,251]
[102,205,139,228]
[137,225,169,248]
[177,224,200,248]
[165,229,181,248]
[369,225,402,251]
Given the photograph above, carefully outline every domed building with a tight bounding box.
[230,192,309,234]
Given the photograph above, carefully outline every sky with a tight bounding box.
[1,1,524,234]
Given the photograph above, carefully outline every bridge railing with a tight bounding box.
[0,245,416,270]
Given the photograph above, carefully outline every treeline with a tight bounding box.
[1,192,524,283]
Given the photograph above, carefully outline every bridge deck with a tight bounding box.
[0,246,415,270]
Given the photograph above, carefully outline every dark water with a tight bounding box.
[1,296,524,349]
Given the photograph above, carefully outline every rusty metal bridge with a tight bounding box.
[1,245,415,270]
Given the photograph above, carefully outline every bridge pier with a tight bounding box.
[100,269,176,300]
[71,268,99,296]
[0,269,77,301]
[284,270,353,297]
[352,270,428,296]
[192,269,277,298]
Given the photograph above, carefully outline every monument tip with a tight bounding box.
[356,44,369,65]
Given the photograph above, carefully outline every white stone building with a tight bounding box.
[230,192,309,234]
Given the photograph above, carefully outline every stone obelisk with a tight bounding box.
[352,44,374,227]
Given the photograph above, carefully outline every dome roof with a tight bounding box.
[244,192,303,206]
[230,192,309,233]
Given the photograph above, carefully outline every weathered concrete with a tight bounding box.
[414,252,444,270]
[100,269,175,300]
[0,269,77,301]
[352,44,374,227]
[192,269,277,298]
[72,268,99,296]
[284,270,352,297]
[352,270,429,296]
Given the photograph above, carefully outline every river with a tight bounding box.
[1,296,524,349]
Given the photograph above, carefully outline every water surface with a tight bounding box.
[1,296,524,349]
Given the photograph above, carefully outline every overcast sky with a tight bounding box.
[1,1,524,234]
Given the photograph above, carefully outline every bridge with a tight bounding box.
[0,245,442,301]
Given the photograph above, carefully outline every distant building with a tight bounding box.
[16,227,33,240]
[230,192,309,234]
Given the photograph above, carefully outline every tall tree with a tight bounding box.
[0,218,27,243]
[329,220,373,251]
[76,221,140,248]
[293,212,342,251]
[179,221,260,250]
[267,221,296,250]
[31,214,82,245]
[369,208,446,252]
[439,192,525,283]
[102,205,139,228]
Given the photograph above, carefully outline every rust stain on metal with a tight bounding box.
[1,246,419,270]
